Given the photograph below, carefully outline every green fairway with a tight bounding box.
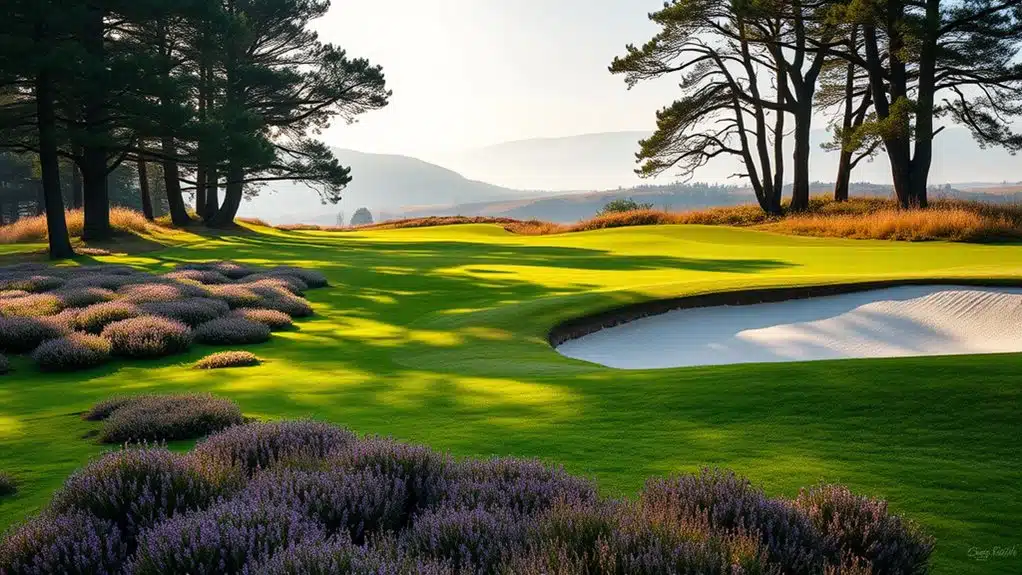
[1,224,1020,574]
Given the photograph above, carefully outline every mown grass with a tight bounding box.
[286,197,1022,242]
[0,224,1020,574]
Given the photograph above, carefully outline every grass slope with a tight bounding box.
[1,223,1020,574]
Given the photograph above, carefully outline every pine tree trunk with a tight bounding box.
[71,146,83,209]
[35,50,74,259]
[203,169,219,221]
[81,147,110,240]
[210,164,243,227]
[834,150,852,202]
[137,157,154,221]
[160,136,191,225]
[789,102,812,212]
[80,2,112,241]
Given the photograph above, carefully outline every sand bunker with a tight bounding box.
[556,285,1022,369]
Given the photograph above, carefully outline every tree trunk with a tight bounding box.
[203,169,219,221]
[789,102,812,212]
[209,164,243,227]
[71,145,83,209]
[834,150,852,202]
[80,147,110,240]
[908,0,940,209]
[137,157,154,221]
[35,50,75,259]
[160,136,191,226]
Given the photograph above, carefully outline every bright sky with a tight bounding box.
[315,0,675,158]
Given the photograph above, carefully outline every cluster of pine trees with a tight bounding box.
[0,0,389,258]
[612,0,1022,214]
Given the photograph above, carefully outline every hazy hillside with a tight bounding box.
[238,148,533,225]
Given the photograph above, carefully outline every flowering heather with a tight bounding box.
[0,274,65,292]
[50,287,116,308]
[0,511,126,575]
[0,316,70,353]
[241,274,309,295]
[0,289,30,299]
[241,468,408,542]
[193,316,272,345]
[0,471,15,496]
[118,282,207,304]
[83,396,140,421]
[207,284,265,309]
[127,496,324,575]
[194,350,262,370]
[256,538,454,575]
[795,484,935,574]
[139,297,230,327]
[62,273,137,290]
[75,301,143,333]
[640,469,825,573]
[95,394,245,444]
[402,506,531,573]
[194,420,357,475]
[438,457,598,515]
[32,333,112,372]
[230,308,293,331]
[48,447,238,543]
[269,265,329,288]
[330,437,453,511]
[101,316,193,358]
[0,293,64,317]
[178,261,259,280]
[260,292,315,317]
[161,269,232,285]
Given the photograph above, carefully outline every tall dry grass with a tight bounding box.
[0,208,166,244]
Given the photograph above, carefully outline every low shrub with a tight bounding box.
[0,293,64,317]
[330,437,453,511]
[101,316,193,358]
[62,273,137,290]
[0,471,15,496]
[0,207,164,244]
[207,284,264,309]
[439,457,598,515]
[161,269,232,285]
[118,282,207,304]
[127,497,324,575]
[256,291,314,317]
[93,393,245,444]
[32,333,112,372]
[255,538,454,575]
[50,287,116,308]
[401,506,531,572]
[230,308,293,331]
[0,289,30,299]
[193,316,271,345]
[0,274,65,293]
[82,396,138,421]
[48,447,239,542]
[795,484,935,574]
[0,316,70,353]
[194,350,261,369]
[268,266,329,289]
[241,274,308,295]
[178,261,258,280]
[0,511,127,574]
[193,420,356,475]
[139,297,230,327]
[75,301,143,334]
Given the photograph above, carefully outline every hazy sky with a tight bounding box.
[315,0,674,158]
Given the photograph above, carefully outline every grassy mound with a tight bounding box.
[194,351,262,369]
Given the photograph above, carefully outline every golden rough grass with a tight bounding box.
[0,208,166,244]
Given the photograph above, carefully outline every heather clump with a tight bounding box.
[118,282,206,304]
[207,284,265,309]
[161,269,232,285]
[230,308,293,330]
[439,457,599,515]
[32,333,112,372]
[139,297,229,327]
[330,437,453,511]
[268,265,329,288]
[101,316,193,358]
[127,497,324,575]
[194,350,262,369]
[0,274,65,293]
[193,420,356,475]
[401,506,531,573]
[0,511,127,575]
[241,274,308,295]
[87,393,245,444]
[0,293,64,317]
[178,261,259,280]
[255,538,454,575]
[50,286,116,308]
[0,316,70,353]
[75,301,143,334]
[194,316,271,345]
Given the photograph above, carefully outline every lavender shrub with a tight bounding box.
[0,511,126,575]
[101,316,193,358]
[193,420,357,475]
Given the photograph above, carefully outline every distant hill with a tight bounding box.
[238,148,534,225]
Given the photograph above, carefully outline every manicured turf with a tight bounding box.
[2,224,1021,574]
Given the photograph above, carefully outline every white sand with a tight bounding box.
[556,286,1022,369]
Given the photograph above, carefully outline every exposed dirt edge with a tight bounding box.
[547,278,1022,347]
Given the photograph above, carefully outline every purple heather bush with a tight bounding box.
[230,308,293,331]
[101,316,193,358]
[62,273,137,290]
[75,301,143,334]
[240,468,408,542]
[179,261,259,280]
[640,469,825,574]
[83,396,139,421]
[193,420,356,475]
[139,297,230,327]
[0,293,63,317]
[0,316,70,353]
[127,497,324,575]
[93,394,245,444]
[194,350,262,369]
[256,538,454,575]
[330,437,454,512]
[207,284,265,309]
[253,289,315,317]
[161,269,232,285]
[0,289,30,299]
[269,265,329,288]
[240,274,309,295]
[48,447,241,543]
[50,287,116,308]
[193,316,272,345]
[795,484,935,574]
[32,333,112,372]
[0,511,127,575]
[0,274,65,293]
[401,506,531,573]
[118,282,208,304]
[438,457,599,515]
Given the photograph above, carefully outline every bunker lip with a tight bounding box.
[547,277,1022,349]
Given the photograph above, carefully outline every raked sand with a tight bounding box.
[556,285,1022,369]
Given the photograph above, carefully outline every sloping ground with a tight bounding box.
[0,224,1020,574]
